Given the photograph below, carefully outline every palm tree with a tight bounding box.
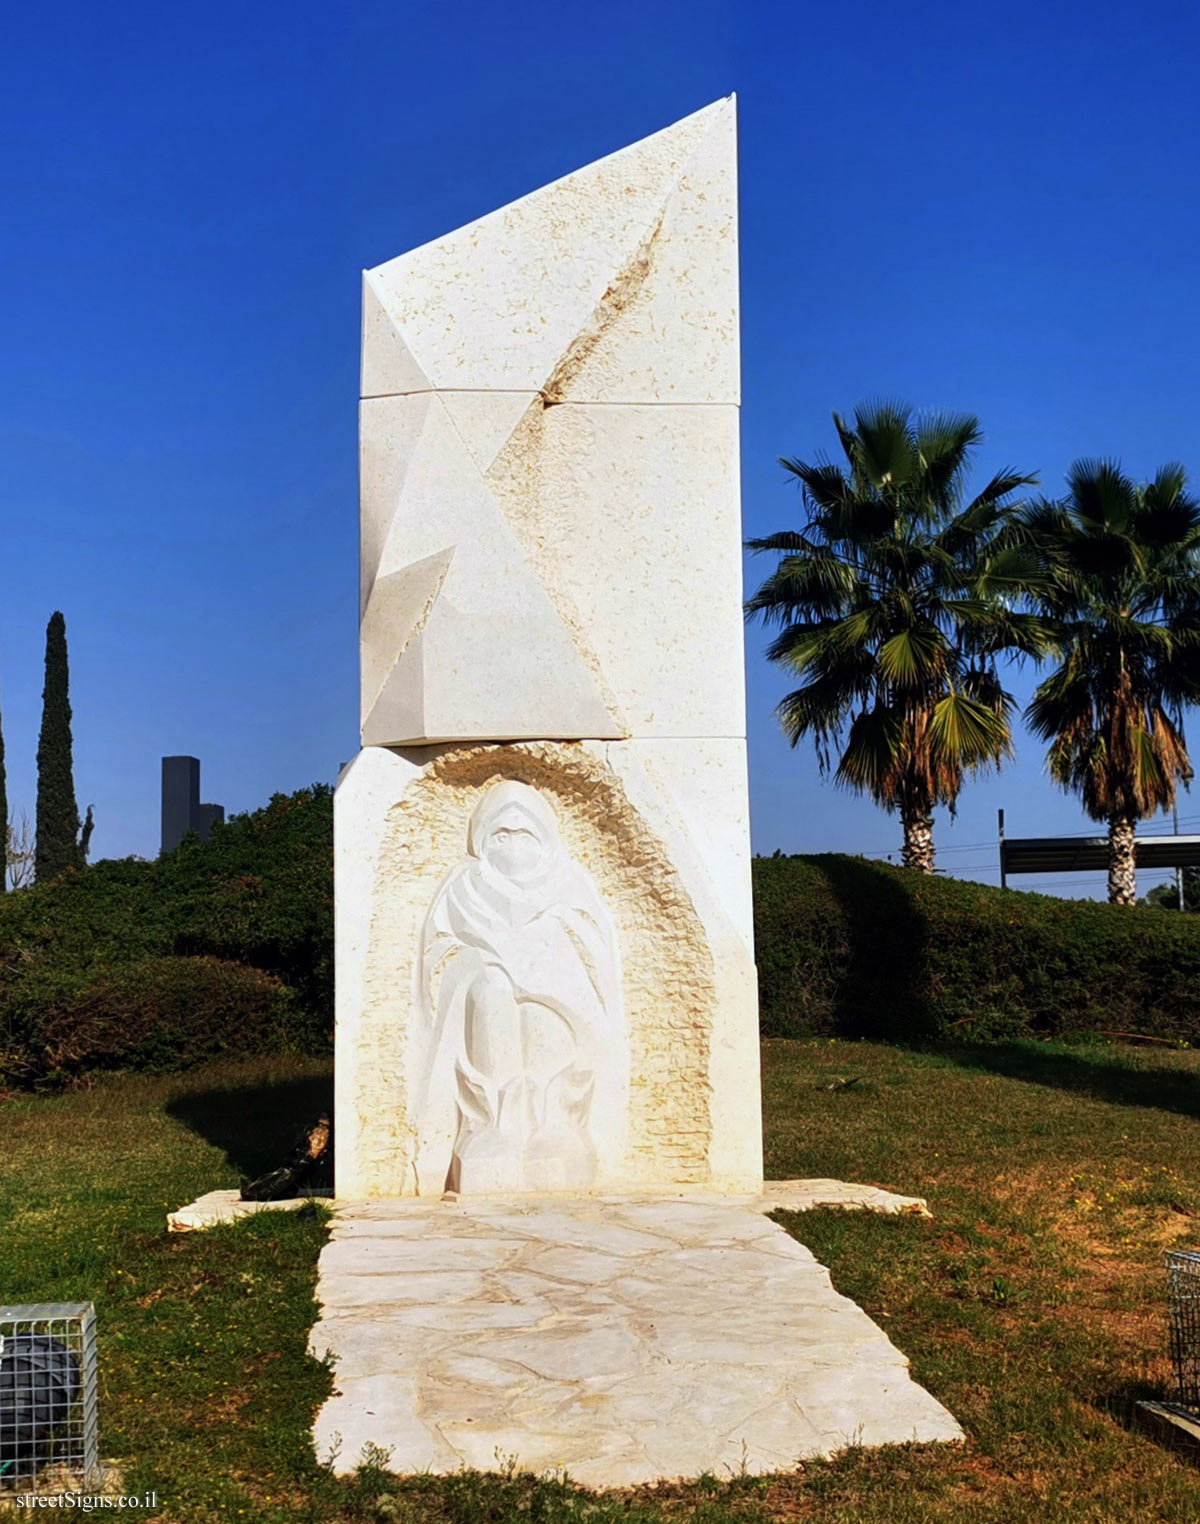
[1021,460,1200,905]
[746,402,1044,872]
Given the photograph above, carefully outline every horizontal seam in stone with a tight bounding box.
[368,735,749,743]
[360,392,739,405]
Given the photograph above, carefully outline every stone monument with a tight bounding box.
[309,100,963,1481]
[335,95,762,1200]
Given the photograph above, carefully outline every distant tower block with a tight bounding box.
[195,802,226,840]
[161,756,224,852]
[161,756,198,853]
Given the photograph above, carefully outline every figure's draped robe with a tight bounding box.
[416,784,627,1194]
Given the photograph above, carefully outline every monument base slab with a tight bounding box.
[310,1194,961,1485]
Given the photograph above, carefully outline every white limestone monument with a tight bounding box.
[335,95,762,1199]
[311,101,963,1481]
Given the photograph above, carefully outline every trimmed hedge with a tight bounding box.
[7,786,1200,1083]
[755,853,1200,1042]
[0,786,333,1086]
[3,956,305,1086]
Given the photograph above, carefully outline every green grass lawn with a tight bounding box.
[4,1041,1200,1521]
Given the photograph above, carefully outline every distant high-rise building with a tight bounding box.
[194,801,225,841]
[161,756,225,853]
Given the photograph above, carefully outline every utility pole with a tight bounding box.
[1176,805,1185,911]
[998,808,1006,891]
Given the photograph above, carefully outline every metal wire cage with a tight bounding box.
[0,1304,98,1490]
[1166,1251,1200,1410]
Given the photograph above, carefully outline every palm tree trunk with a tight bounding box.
[1107,814,1137,905]
[902,811,935,873]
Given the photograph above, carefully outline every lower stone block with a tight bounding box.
[334,739,761,1200]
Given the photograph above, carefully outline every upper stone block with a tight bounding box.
[361,98,739,405]
[359,101,744,747]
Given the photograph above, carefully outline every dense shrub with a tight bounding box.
[0,786,333,1085]
[10,783,1200,1083]
[755,853,1200,1042]
[2,956,306,1085]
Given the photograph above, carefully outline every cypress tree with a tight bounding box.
[35,612,81,883]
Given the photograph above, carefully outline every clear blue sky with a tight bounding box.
[4,0,1199,896]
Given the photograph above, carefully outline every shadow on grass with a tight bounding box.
[1097,1376,1200,1465]
[167,1070,334,1182]
[812,854,936,1040]
[924,1041,1200,1124]
[776,855,1200,1120]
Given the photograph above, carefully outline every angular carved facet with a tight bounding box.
[362,100,736,402]
[359,393,623,744]
[418,781,626,1194]
[357,97,742,748]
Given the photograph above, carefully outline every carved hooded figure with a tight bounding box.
[415,780,627,1194]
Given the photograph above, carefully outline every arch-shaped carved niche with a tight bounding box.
[363,741,716,1191]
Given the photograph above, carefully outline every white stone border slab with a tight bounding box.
[759,1179,932,1218]
[167,1189,331,1233]
[166,1179,930,1234]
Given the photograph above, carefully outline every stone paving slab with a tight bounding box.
[167,1178,928,1233]
[760,1179,931,1217]
[167,1188,330,1232]
[309,1194,960,1486]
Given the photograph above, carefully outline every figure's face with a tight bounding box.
[484,818,544,880]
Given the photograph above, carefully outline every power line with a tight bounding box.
[852,819,1200,861]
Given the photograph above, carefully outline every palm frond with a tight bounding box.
[1148,461,1189,506]
[775,670,862,758]
[913,411,983,508]
[971,542,1051,599]
[1008,498,1075,548]
[1025,667,1094,744]
[1064,458,1135,532]
[831,411,859,467]
[834,707,903,801]
[850,400,915,491]
[876,626,949,687]
[961,666,1015,716]
[1135,468,1200,549]
[778,459,854,515]
[967,609,1055,661]
[927,690,1013,770]
[963,468,1040,510]
[744,553,859,623]
[744,530,821,556]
